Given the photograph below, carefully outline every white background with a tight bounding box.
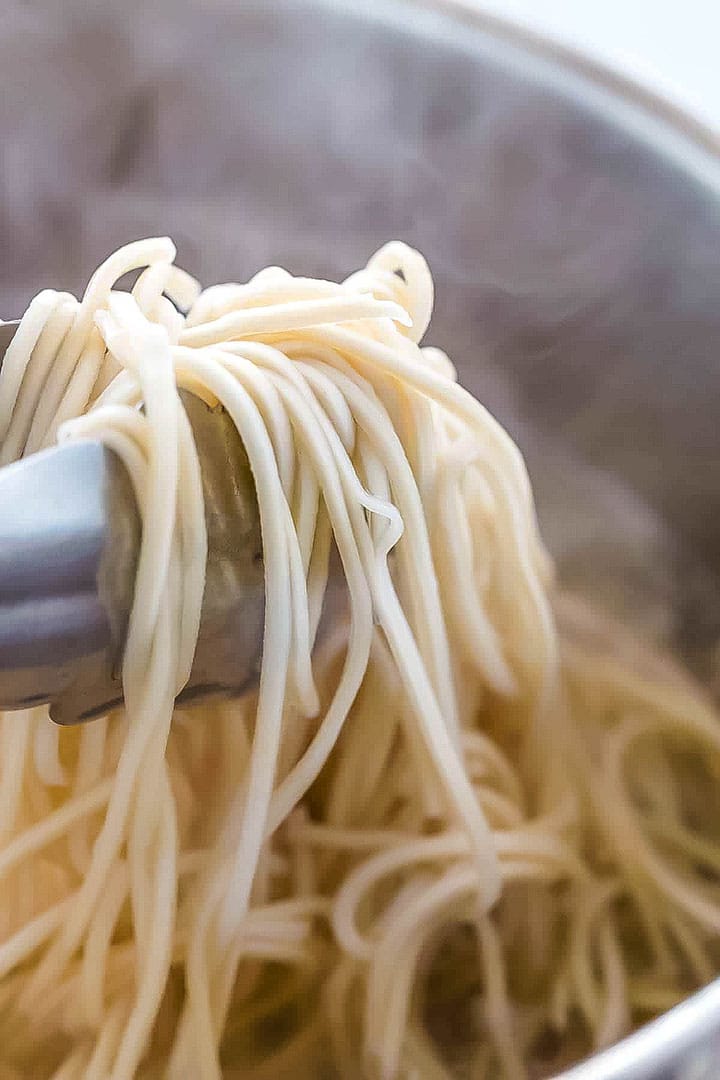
[473,0,720,132]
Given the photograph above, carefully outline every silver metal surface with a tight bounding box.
[2,0,720,1073]
[560,978,720,1080]
[0,322,264,724]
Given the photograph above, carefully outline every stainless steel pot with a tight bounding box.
[2,0,720,1074]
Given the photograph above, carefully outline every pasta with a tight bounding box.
[0,238,719,1078]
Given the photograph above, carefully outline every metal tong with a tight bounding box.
[0,319,265,724]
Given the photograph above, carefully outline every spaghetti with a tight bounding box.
[0,239,718,1078]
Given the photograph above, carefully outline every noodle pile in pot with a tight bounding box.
[0,239,719,1079]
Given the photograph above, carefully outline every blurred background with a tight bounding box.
[3,0,719,309]
[476,0,720,132]
[2,0,720,666]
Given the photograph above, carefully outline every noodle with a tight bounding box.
[0,238,719,1078]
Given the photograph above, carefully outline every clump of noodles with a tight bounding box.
[0,238,719,1079]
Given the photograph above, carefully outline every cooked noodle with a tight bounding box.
[0,239,719,1078]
